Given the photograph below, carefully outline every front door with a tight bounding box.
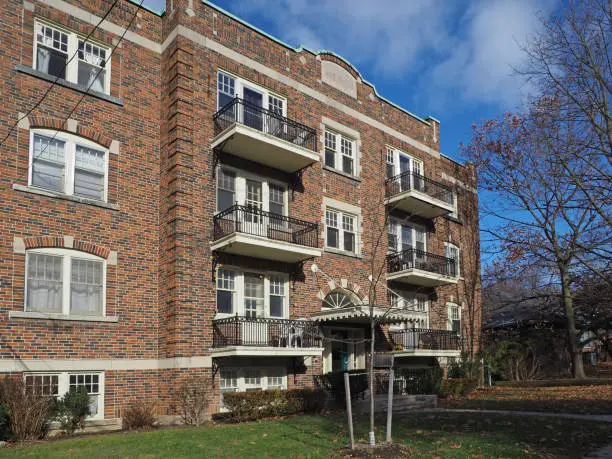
[323,327,366,373]
[244,179,263,232]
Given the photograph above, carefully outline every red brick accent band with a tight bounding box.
[23,236,111,259]
[27,115,113,148]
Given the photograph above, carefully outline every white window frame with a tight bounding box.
[215,267,289,319]
[324,129,358,177]
[325,208,359,255]
[33,20,111,94]
[447,302,461,335]
[217,70,286,117]
[24,371,105,420]
[444,242,461,277]
[219,367,287,411]
[215,166,288,216]
[385,146,423,178]
[388,218,427,253]
[29,129,109,202]
[25,248,107,317]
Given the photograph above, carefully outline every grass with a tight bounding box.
[3,411,612,458]
[439,384,612,414]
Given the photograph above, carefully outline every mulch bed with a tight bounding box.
[340,442,414,458]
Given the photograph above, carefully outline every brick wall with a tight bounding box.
[0,0,481,419]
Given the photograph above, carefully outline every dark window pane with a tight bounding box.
[344,232,355,252]
[325,149,335,168]
[327,227,339,248]
[386,163,394,179]
[452,319,460,334]
[270,296,283,317]
[217,189,234,212]
[342,156,353,175]
[217,290,233,314]
[218,92,234,111]
[37,47,67,79]
[269,202,283,216]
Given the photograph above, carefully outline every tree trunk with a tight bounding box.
[560,266,586,379]
[369,319,375,447]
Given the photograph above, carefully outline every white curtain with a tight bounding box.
[36,47,51,73]
[27,254,62,312]
[70,259,103,315]
[78,63,105,92]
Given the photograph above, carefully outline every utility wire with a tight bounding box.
[0,0,121,148]
[13,0,144,180]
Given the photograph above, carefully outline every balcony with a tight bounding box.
[212,205,321,263]
[385,171,454,218]
[390,328,461,357]
[212,98,319,173]
[212,316,324,357]
[387,248,458,286]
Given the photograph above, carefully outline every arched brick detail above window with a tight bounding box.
[315,277,368,305]
[22,236,111,259]
[26,115,113,148]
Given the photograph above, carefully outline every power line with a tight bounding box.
[14,0,145,175]
[0,0,121,148]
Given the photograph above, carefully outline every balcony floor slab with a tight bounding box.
[211,346,324,358]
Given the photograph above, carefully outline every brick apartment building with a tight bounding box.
[0,0,481,422]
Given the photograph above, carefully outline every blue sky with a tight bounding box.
[143,0,557,160]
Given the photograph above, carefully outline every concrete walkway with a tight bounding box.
[413,407,612,423]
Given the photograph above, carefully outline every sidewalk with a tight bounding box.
[414,407,612,422]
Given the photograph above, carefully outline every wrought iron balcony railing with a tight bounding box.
[213,204,319,248]
[390,328,460,351]
[212,315,323,348]
[213,97,317,152]
[387,248,457,277]
[385,171,453,204]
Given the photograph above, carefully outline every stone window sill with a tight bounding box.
[15,65,123,106]
[322,166,362,182]
[325,247,363,259]
[13,184,120,211]
[9,311,119,323]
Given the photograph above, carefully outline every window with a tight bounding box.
[25,374,59,396]
[386,147,395,179]
[24,372,104,420]
[448,304,461,334]
[326,209,358,254]
[244,370,262,391]
[390,292,428,313]
[388,219,427,253]
[34,21,110,94]
[29,130,108,202]
[386,146,423,191]
[215,269,288,318]
[217,169,236,212]
[269,276,284,317]
[216,269,235,314]
[217,71,286,126]
[324,130,357,176]
[26,249,106,317]
[244,273,264,318]
[445,243,460,277]
[216,167,286,216]
[70,373,101,416]
[449,193,459,219]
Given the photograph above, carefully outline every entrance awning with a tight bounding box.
[310,305,413,324]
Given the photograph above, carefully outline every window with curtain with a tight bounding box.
[34,21,110,94]
[324,129,357,176]
[26,249,105,316]
[445,243,460,277]
[30,129,108,202]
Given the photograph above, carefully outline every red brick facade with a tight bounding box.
[0,0,481,421]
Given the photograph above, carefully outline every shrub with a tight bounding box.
[0,404,12,441]
[397,367,443,395]
[448,353,482,380]
[222,389,327,422]
[441,378,478,398]
[0,377,54,441]
[175,377,211,427]
[496,378,612,387]
[122,402,156,430]
[54,387,91,435]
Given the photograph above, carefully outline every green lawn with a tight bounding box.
[3,412,611,458]
[440,384,612,414]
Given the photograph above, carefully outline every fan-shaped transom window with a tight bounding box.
[322,290,358,309]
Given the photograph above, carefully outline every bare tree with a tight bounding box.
[519,0,612,228]
[463,109,609,379]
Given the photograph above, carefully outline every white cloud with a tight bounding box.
[233,0,556,109]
